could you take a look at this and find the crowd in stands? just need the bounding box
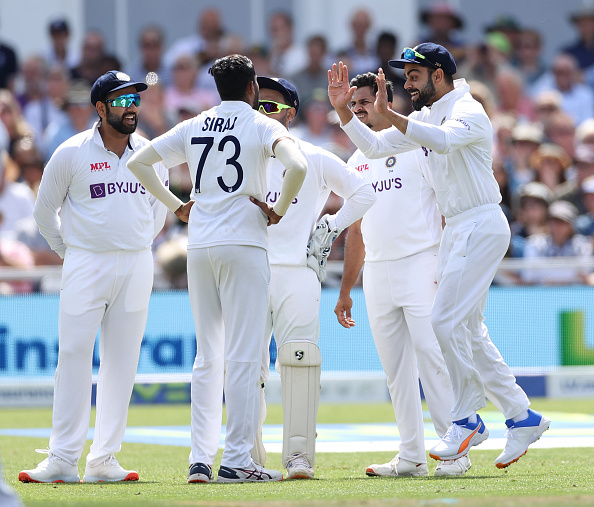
[2,3,594,292]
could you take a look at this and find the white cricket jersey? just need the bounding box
[266,138,367,266]
[342,79,501,219]
[348,149,441,262]
[34,122,169,257]
[151,100,290,250]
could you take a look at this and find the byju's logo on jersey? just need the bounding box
[90,183,106,199]
[90,162,112,172]
[90,181,155,199]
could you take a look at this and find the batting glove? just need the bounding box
[306,214,343,282]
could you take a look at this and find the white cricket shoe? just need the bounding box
[19,451,80,483]
[216,458,283,483]
[434,455,472,477]
[430,414,489,461]
[366,456,429,477]
[495,409,551,469]
[83,455,139,482]
[286,453,314,479]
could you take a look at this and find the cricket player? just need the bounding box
[20,71,169,483]
[335,72,470,477]
[328,43,550,469]
[252,76,375,479]
[127,55,308,483]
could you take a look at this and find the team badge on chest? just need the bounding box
[385,156,396,168]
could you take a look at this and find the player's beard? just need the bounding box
[410,78,436,111]
[251,85,260,110]
[105,104,138,134]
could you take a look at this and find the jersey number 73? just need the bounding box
[191,135,244,193]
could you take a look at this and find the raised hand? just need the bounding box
[327,62,357,111]
[375,68,390,116]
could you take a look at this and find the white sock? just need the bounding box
[512,410,530,423]
[467,413,477,424]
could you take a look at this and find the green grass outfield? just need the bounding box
[1,398,593,507]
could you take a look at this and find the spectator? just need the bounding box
[291,93,333,149]
[246,45,272,77]
[575,118,594,146]
[533,90,563,127]
[21,59,69,142]
[0,150,35,240]
[0,18,19,91]
[529,143,572,196]
[288,35,333,121]
[45,18,79,71]
[485,15,522,60]
[507,122,543,193]
[531,53,594,127]
[164,53,218,125]
[557,143,594,214]
[42,80,94,160]
[11,136,43,194]
[469,80,497,119]
[491,113,517,163]
[494,66,535,123]
[136,82,170,139]
[71,30,107,85]
[543,111,576,159]
[419,2,466,63]
[562,6,594,70]
[511,181,553,245]
[0,90,34,153]
[164,8,225,70]
[16,55,47,110]
[340,9,379,75]
[0,210,34,294]
[268,11,307,77]
[522,200,592,285]
[514,29,547,94]
[376,32,409,113]
[575,175,594,237]
[127,26,171,87]
[461,31,514,98]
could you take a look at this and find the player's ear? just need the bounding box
[287,107,297,123]
[96,102,106,119]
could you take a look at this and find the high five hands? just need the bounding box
[328,62,391,122]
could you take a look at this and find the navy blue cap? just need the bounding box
[257,76,299,114]
[90,70,148,106]
[389,42,457,76]
[49,19,69,34]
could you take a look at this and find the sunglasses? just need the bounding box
[258,100,292,114]
[103,93,141,108]
[402,47,439,69]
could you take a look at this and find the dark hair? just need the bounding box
[209,54,256,101]
[429,67,454,85]
[377,31,397,48]
[350,72,394,103]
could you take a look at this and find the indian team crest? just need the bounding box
[385,156,396,168]
[116,72,131,81]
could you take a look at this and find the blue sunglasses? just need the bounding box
[103,93,141,108]
[402,48,439,69]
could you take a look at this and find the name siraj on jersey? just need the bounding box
[202,116,238,132]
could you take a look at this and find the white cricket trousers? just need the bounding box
[187,245,270,468]
[261,265,321,381]
[50,248,153,466]
[363,248,453,464]
[432,204,530,422]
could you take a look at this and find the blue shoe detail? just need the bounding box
[505,409,543,429]
[454,414,487,435]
